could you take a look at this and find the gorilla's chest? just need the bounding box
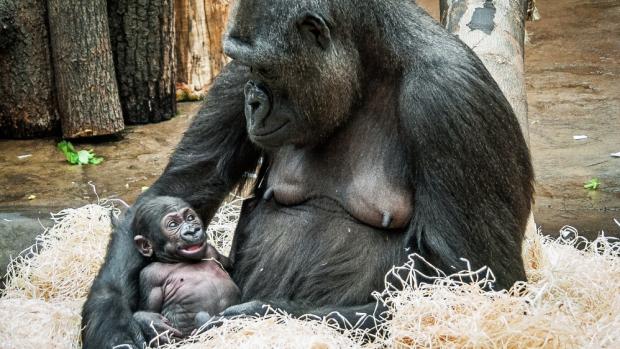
[266,117,413,229]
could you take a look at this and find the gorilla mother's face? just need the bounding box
[223,0,361,149]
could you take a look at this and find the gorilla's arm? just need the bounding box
[146,62,260,222]
[199,300,387,333]
[81,62,260,349]
[398,54,534,290]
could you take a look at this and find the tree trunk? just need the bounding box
[174,0,229,90]
[108,0,176,124]
[440,0,529,141]
[47,0,124,138]
[0,0,57,138]
[440,0,536,237]
[175,0,192,85]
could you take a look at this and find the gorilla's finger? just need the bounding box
[220,300,266,317]
[152,326,181,339]
[163,326,183,338]
[194,315,229,334]
[129,318,147,348]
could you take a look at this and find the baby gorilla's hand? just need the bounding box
[133,311,182,346]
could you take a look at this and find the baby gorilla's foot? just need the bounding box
[194,311,211,328]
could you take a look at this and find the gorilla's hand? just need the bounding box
[221,300,269,317]
[194,301,269,333]
[133,311,182,345]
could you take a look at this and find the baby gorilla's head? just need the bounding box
[132,196,207,262]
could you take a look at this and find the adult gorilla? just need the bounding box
[82,0,534,347]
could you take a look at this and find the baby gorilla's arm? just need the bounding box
[139,263,168,311]
[142,281,164,312]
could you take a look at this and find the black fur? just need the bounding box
[81,1,534,347]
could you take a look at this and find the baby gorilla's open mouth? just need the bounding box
[182,243,203,253]
[178,242,206,257]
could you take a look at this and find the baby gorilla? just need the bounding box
[131,196,240,340]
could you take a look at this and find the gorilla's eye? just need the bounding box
[251,66,276,80]
[167,221,178,229]
[187,214,195,221]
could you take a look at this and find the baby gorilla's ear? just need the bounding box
[134,235,154,257]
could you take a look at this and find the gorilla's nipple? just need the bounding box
[382,212,393,228]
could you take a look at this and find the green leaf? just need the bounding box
[58,141,71,155]
[58,140,80,164]
[67,152,79,165]
[57,141,68,153]
[58,140,76,154]
[89,157,104,165]
[57,140,103,166]
[584,178,601,190]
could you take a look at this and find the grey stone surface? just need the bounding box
[0,207,55,287]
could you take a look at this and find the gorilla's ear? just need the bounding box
[298,13,331,50]
[134,235,154,258]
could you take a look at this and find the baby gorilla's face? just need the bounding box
[160,207,207,261]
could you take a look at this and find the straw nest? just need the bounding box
[1,199,618,349]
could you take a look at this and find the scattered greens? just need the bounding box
[57,140,104,165]
[584,178,601,191]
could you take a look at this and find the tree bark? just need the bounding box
[175,0,192,85]
[0,0,57,138]
[108,0,176,124]
[174,0,229,90]
[440,0,536,237]
[47,0,124,138]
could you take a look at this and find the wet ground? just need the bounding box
[524,0,619,237]
[0,0,619,273]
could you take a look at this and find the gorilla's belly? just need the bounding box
[231,197,408,306]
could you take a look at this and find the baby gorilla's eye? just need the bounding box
[187,214,195,221]
[168,221,178,228]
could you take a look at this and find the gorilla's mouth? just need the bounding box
[183,243,203,252]
[179,242,205,255]
[252,120,289,138]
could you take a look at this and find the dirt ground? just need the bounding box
[0,0,618,270]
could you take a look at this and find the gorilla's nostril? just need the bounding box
[244,80,271,127]
[250,101,261,114]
